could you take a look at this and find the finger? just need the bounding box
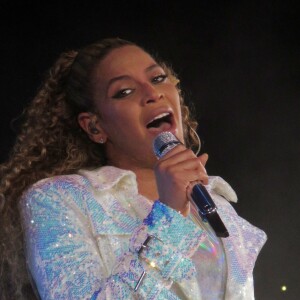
[163,159,209,184]
[158,147,197,167]
[198,153,209,167]
[170,157,206,173]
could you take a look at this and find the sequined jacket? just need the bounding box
[20,166,267,300]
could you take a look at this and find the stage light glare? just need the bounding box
[281,285,287,292]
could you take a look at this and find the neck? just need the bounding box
[134,167,159,201]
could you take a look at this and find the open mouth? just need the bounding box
[146,112,173,132]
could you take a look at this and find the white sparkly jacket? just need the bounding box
[20,166,267,300]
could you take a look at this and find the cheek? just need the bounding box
[170,90,182,115]
[166,84,181,104]
[100,104,137,133]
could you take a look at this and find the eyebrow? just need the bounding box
[145,63,161,72]
[107,63,162,87]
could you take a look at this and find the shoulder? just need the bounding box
[21,174,93,215]
[25,173,91,197]
[21,166,137,210]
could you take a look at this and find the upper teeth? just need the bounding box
[149,112,170,123]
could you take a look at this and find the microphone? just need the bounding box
[153,131,229,238]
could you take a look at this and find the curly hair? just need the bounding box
[0,37,199,299]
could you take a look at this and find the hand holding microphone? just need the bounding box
[153,131,229,238]
[153,136,208,216]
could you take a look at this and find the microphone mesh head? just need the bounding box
[153,131,181,158]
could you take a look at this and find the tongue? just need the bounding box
[148,121,171,133]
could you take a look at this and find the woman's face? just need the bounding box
[93,45,183,169]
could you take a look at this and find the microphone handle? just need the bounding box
[190,183,229,238]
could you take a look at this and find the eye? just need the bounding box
[152,74,168,84]
[112,88,135,99]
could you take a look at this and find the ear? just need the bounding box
[77,112,107,144]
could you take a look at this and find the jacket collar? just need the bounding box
[79,166,238,202]
[78,166,138,192]
[78,166,150,235]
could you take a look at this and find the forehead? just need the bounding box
[95,45,158,79]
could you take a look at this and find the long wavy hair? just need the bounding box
[0,37,199,299]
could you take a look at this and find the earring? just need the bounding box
[98,138,105,144]
[91,128,100,134]
[88,122,100,134]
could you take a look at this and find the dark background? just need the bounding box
[1,0,299,299]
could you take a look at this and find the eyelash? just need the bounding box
[112,74,168,99]
[152,74,168,83]
[112,89,133,99]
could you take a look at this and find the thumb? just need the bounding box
[198,153,209,167]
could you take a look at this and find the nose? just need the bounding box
[141,82,163,105]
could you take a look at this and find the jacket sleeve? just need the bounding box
[20,177,205,300]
